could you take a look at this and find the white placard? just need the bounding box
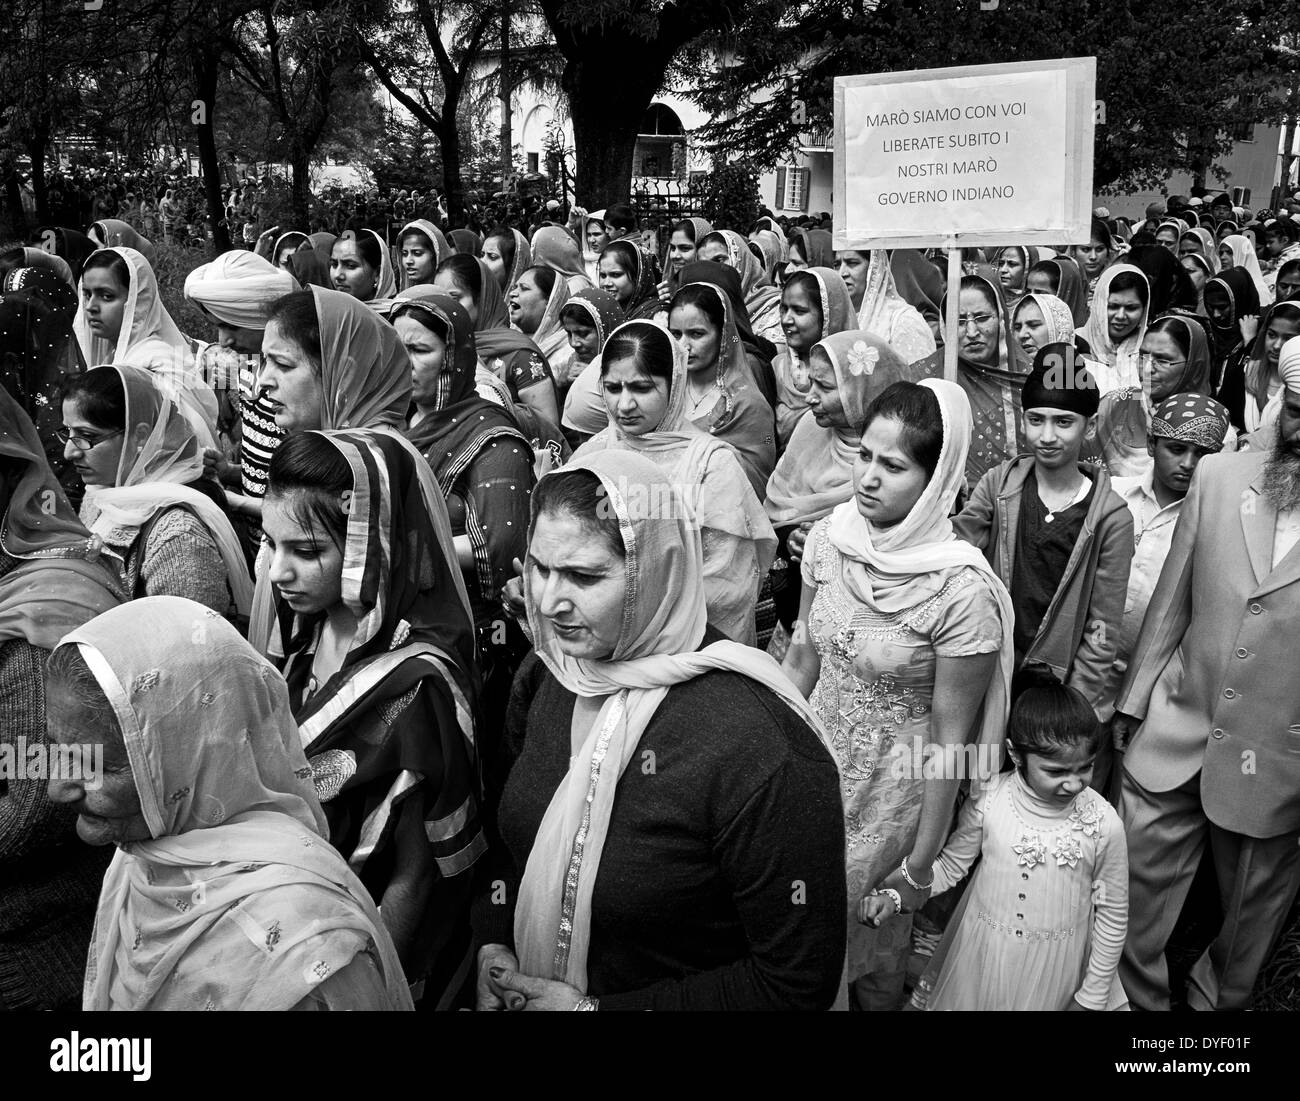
[834,58,1096,250]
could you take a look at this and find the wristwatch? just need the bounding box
[573,995,599,1011]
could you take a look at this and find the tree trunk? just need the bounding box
[565,64,648,206]
[438,106,466,225]
[193,55,231,255]
[26,124,50,226]
[500,6,512,181]
[1,160,28,240]
[290,144,311,229]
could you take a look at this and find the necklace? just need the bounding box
[1040,478,1089,523]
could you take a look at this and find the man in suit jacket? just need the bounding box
[1112,376,1300,1010]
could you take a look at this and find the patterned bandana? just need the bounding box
[1150,393,1231,452]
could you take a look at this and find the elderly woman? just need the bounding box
[45,596,413,1011]
[0,388,123,1011]
[479,451,845,1011]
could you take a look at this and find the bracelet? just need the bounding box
[877,887,904,915]
[573,995,599,1011]
[900,855,933,891]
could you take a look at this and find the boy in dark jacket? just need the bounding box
[953,343,1134,785]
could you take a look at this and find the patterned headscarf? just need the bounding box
[1150,393,1231,452]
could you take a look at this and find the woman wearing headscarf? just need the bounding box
[678,260,779,404]
[750,227,788,283]
[1077,263,1150,392]
[398,218,452,290]
[937,272,1033,492]
[481,227,530,295]
[73,246,218,448]
[655,217,715,308]
[764,331,912,634]
[573,320,775,646]
[449,228,482,257]
[1181,252,1214,313]
[433,254,559,428]
[575,208,609,283]
[780,378,1014,1010]
[558,288,629,439]
[1011,291,1110,390]
[838,249,937,365]
[394,288,533,664]
[890,248,946,341]
[669,276,778,497]
[1073,215,1122,296]
[1094,314,1227,478]
[993,245,1051,310]
[1204,266,1262,430]
[1,265,84,493]
[61,364,251,619]
[258,286,413,436]
[0,246,76,289]
[39,226,97,282]
[258,429,482,1005]
[787,227,834,273]
[308,230,337,268]
[1179,227,1220,273]
[1274,257,1300,302]
[597,239,661,322]
[287,248,331,289]
[1218,233,1271,305]
[1241,300,1300,434]
[330,228,397,309]
[697,229,786,352]
[46,596,413,1011]
[509,265,574,385]
[270,229,312,269]
[1128,244,1200,317]
[479,450,845,1011]
[530,225,592,295]
[0,387,123,1011]
[771,266,857,445]
[88,218,155,263]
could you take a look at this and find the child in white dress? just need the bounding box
[864,668,1128,1010]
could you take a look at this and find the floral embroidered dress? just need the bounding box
[913,771,1128,1011]
[802,519,1004,979]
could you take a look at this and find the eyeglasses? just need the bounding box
[958,314,995,329]
[56,426,123,451]
[1137,354,1186,370]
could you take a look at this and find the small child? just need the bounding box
[863,669,1129,1010]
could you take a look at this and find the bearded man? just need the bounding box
[1110,338,1300,1010]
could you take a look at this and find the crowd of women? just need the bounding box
[1,191,1298,1012]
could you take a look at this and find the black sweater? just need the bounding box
[485,638,847,1010]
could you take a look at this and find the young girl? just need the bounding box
[863,668,1128,1011]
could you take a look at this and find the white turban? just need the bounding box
[1280,335,1300,396]
[183,249,296,330]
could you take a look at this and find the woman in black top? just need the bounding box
[478,450,846,1011]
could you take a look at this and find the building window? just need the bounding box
[527,152,540,173]
[776,165,810,211]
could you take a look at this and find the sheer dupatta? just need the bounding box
[515,449,826,991]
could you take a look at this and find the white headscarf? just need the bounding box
[825,378,1014,775]
[78,365,253,618]
[1077,263,1150,390]
[73,246,218,445]
[63,596,411,1011]
[1221,234,1272,306]
[515,449,827,991]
